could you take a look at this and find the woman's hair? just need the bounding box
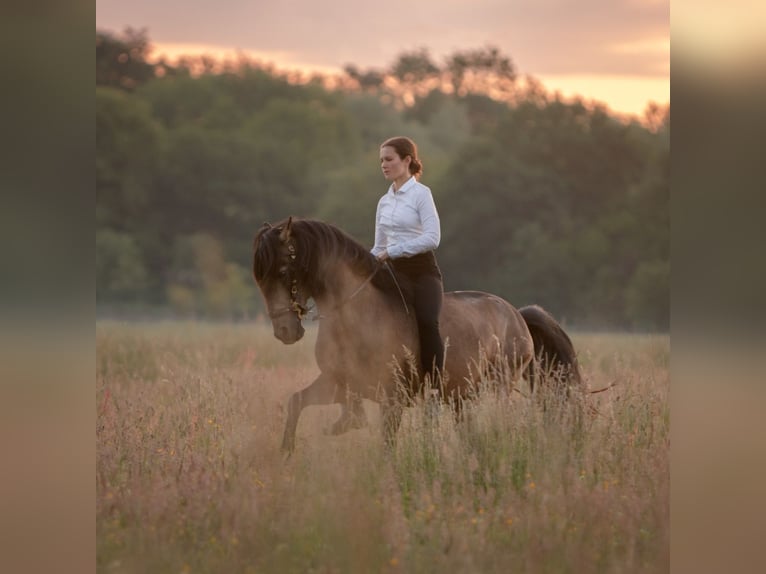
[381,136,423,178]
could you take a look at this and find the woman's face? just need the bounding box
[380,146,410,182]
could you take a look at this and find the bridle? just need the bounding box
[267,241,312,321]
[267,290,311,320]
[266,240,408,322]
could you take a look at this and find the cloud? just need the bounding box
[96,0,668,77]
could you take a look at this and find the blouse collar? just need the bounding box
[389,176,417,195]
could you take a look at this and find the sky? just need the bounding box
[96,0,670,117]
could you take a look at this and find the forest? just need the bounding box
[96,28,669,330]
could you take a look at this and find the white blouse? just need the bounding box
[371,176,441,259]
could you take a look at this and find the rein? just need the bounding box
[310,266,379,321]
[310,260,410,321]
[383,260,410,317]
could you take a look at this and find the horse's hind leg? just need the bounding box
[449,392,464,424]
[330,393,367,435]
[281,372,338,454]
[380,397,404,448]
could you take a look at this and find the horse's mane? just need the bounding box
[253,218,412,305]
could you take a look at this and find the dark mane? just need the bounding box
[253,218,412,303]
[252,226,280,282]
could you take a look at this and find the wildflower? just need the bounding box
[390,557,399,567]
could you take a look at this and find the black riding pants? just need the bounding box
[391,251,445,380]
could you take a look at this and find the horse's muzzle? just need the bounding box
[274,322,305,344]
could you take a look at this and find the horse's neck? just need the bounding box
[314,260,371,312]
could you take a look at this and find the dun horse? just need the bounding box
[253,217,581,453]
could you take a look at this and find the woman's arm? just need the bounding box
[386,186,441,258]
[370,197,387,257]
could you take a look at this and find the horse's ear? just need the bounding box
[262,221,272,230]
[280,216,293,242]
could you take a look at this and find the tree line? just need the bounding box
[97,28,669,329]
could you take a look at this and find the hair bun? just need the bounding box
[410,157,423,178]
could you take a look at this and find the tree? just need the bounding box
[445,46,516,97]
[137,74,239,130]
[343,64,385,92]
[436,97,668,328]
[625,260,669,330]
[165,233,259,318]
[96,87,164,230]
[96,230,148,302]
[96,28,158,91]
[391,48,441,84]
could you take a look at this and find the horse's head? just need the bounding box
[252,217,310,344]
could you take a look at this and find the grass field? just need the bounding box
[96,321,669,573]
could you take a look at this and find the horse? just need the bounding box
[252,217,581,453]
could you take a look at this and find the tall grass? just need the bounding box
[97,322,669,573]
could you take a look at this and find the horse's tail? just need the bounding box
[519,305,582,395]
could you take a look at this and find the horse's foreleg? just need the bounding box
[281,372,337,454]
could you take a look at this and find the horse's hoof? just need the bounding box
[330,414,367,435]
[329,419,348,435]
[281,438,295,458]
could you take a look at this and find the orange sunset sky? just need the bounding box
[96,0,670,118]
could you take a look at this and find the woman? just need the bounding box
[372,136,445,384]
